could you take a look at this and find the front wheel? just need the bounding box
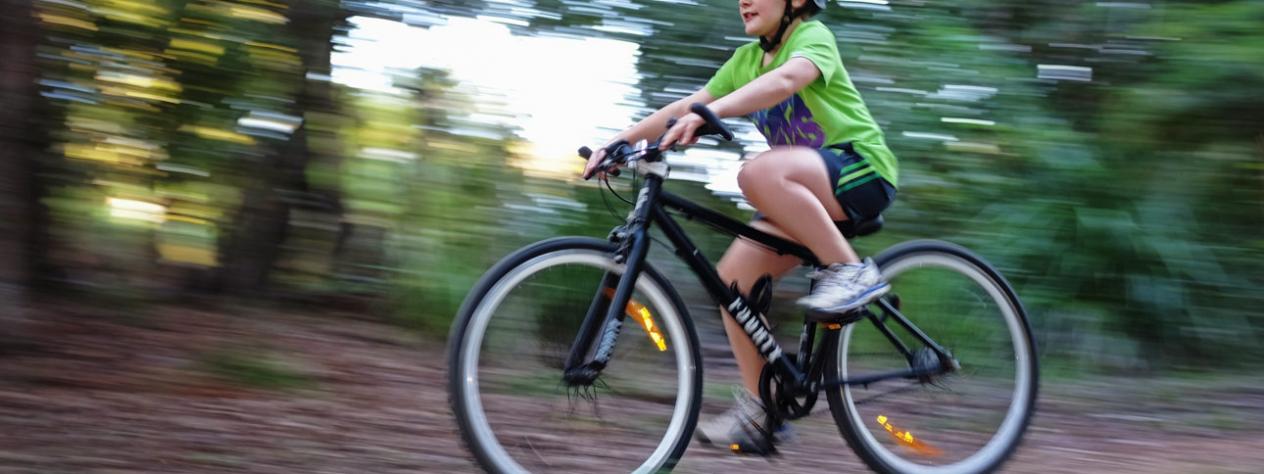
[826,240,1038,473]
[448,237,703,473]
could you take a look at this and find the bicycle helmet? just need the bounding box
[760,0,827,52]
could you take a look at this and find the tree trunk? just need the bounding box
[219,1,347,296]
[0,0,42,346]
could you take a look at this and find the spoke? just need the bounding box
[848,380,925,405]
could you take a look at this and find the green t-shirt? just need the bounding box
[705,20,898,187]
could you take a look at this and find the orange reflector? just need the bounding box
[875,414,942,457]
[605,288,667,352]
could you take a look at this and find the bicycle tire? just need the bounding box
[826,240,1038,474]
[448,237,703,473]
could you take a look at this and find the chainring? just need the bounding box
[758,356,818,421]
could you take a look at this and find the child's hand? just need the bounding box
[659,113,706,151]
[582,146,609,180]
[581,144,621,179]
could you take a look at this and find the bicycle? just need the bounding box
[448,103,1038,473]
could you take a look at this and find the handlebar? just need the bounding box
[580,102,732,179]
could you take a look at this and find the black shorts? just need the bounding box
[753,142,896,225]
[820,142,896,222]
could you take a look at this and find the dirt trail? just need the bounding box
[1,304,1261,473]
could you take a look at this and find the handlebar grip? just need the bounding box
[579,142,626,180]
[689,103,734,141]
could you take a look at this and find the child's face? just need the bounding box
[739,0,797,38]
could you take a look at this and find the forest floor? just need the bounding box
[1,302,1262,473]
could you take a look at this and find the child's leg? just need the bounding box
[737,147,858,266]
[716,220,800,396]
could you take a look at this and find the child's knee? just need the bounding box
[737,158,779,194]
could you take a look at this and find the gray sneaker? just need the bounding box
[797,258,890,315]
[695,387,795,453]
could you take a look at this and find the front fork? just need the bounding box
[562,178,661,386]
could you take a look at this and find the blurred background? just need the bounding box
[0,0,1261,472]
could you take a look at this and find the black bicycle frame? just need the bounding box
[562,171,950,390]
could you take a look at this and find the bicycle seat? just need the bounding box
[836,214,883,239]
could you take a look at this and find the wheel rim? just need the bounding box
[457,249,696,473]
[839,252,1034,473]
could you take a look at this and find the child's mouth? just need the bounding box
[742,12,757,23]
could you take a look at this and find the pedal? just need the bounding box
[805,307,866,325]
[729,439,777,457]
[728,428,779,457]
[727,416,786,457]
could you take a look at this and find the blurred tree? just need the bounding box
[34,0,190,295]
[0,0,40,340]
[217,0,351,295]
[1093,1,1264,363]
[0,0,39,285]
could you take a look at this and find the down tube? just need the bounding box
[650,205,801,380]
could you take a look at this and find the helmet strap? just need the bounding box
[759,0,799,53]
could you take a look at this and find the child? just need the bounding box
[582,0,899,451]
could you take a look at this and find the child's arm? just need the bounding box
[709,58,821,118]
[583,88,715,179]
[612,88,716,145]
[659,58,821,149]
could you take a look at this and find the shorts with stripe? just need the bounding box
[820,142,896,223]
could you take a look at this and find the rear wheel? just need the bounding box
[826,240,1038,473]
[448,237,702,473]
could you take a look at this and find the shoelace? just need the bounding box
[808,264,868,293]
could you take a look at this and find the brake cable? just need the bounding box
[596,146,679,250]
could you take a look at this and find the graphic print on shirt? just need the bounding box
[750,94,825,148]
